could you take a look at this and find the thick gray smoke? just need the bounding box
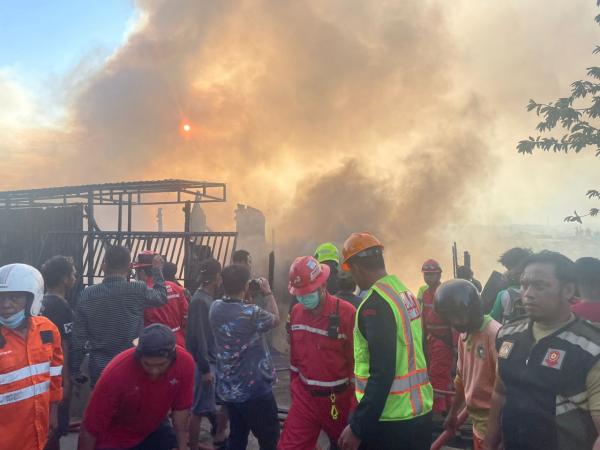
[1,0,495,286]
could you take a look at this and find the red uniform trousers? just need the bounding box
[427,335,454,414]
[473,435,484,450]
[278,377,355,450]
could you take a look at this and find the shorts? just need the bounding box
[193,365,217,416]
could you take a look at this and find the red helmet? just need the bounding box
[288,256,330,296]
[421,259,442,273]
[132,250,158,269]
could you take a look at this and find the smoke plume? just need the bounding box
[2,0,498,286]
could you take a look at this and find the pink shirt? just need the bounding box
[456,316,501,438]
[571,300,600,323]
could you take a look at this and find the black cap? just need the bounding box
[199,258,222,281]
[136,324,176,357]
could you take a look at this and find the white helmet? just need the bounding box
[0,264,44,316]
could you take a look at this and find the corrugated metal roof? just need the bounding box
[0,179,227,207]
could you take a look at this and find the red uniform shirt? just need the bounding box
[422,285,453,340]
[571,301,600,322]
[82,346,194,448]
[289,293,356,390]
[144,280,188,346]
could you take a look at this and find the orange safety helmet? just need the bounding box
[341,232,384,271]
[421,259,442,273]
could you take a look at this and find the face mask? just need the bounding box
[0,310,26,329]
[297,291,321,310]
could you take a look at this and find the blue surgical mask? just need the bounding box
[0,310,26,329]
[297,291,321,310]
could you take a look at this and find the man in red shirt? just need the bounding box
[279,256,356,450]
[78,324,195,450]
[571,257,600,322]
[417,259,455,414]
[134,251,189,347]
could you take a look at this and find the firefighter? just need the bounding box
[0,263,64,450]
[133,250,189,347]
[279,256,356,450]
[418,258,455,414]
[315,242,341,295]
[338,232,433,450]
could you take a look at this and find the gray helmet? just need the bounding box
[434,279,482,333]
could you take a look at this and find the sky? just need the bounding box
[0,1,135,80]
[1,0,599,283]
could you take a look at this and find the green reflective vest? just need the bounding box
[354,274,433,421]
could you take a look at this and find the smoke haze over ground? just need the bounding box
[1,0,600,287]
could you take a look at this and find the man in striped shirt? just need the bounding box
[70,245,168,385]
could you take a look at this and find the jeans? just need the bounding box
[225,392,280,450]
[98,420,178,450]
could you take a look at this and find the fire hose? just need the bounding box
[430,407,469,450]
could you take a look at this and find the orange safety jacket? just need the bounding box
[0,316,63,450]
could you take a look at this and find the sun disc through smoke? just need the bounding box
[183,123,191,132]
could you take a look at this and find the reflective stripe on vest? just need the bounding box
[426,324,451,330]
[557,331,600,356]
[354,275,432,421]
[290,365,349,387]
[0,361,50,385]
[290,324,347,340]
[0,380,50,406]
[375,281,424,414]
[356,369,429,395]
[556,392,588,416]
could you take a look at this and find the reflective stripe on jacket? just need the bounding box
[420,285,453,341]
[0,316,63,450]
[144,280,189,346]
[289,293,356,391]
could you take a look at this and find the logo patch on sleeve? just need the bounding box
[40,330,53,344]
[498,341,514,359]
[542,348,566,370]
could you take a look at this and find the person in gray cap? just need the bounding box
[78,324,195,450]
[187,258,229,450]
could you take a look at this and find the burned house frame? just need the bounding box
[0,179,237,292]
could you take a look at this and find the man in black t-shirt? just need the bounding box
[41,255,77,450]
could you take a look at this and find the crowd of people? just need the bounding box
[2,232,600,450]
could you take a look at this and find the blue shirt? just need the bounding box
[209,298,276,402]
